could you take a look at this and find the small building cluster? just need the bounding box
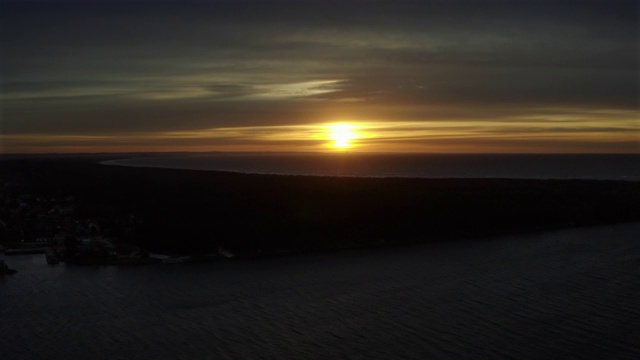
[0,176,153,265]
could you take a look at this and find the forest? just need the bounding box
[2,156,639,257]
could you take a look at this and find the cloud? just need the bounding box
[0,0,638,153]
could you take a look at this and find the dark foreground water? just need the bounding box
[2,223,640,359]
[103,153,640,180]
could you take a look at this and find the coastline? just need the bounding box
[2,156,640,257]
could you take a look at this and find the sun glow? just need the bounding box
[327,123,358,149]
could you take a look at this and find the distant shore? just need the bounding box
[100,152,640,180]
[2,156,640,257]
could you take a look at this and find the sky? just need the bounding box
[0,0,638,154]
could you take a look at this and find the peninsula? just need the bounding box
[2,156,639,258]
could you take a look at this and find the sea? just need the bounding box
[2,222,639,359]
[102,153,640,180]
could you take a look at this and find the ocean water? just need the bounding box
[1,222,639,359]
[103,153,640,180]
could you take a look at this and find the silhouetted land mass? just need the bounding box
[0,259,17,275]
[2,157,639,257]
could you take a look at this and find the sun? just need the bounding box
[327,123,357,149]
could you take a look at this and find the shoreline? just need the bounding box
[3,221,640,267]
[2,157,639,256]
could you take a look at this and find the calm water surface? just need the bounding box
[2,223,639,359]
[103,154,640,180]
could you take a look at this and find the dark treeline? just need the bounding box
[2,157,640,256]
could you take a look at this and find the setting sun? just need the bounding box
[328,123,358,149]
